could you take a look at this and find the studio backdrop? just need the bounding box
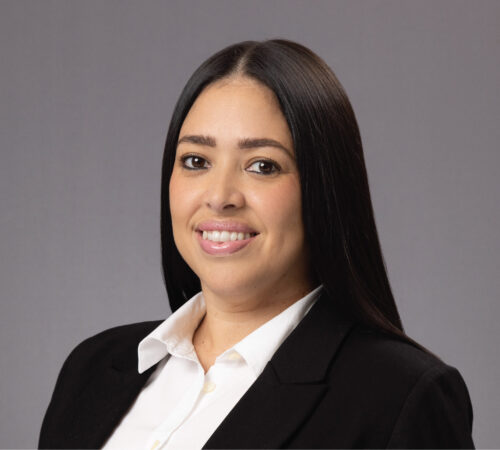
[1,1,499,448]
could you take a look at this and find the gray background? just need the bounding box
[1,0,498,448]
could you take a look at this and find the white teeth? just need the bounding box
[201,230,255,242]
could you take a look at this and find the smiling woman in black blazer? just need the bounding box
[39,39,474,449]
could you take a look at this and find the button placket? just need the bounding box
[144,363,205,450]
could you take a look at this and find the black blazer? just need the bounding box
[39,292,474,449]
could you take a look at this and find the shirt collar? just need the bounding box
[138,292,206,373]
[138,286,323,375]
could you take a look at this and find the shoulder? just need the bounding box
[39,321,163,448]
[67,320,162,358]
[335,324,471,406]
[62,320,162,368]
[340,325,445,379]
[48,320,162,400]
[324,325,474,447]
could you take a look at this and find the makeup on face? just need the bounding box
[195,220,259,255]
[169,77,312,299]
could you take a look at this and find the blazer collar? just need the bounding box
[271,288,354,383]
[64,291,354,449]
[203,290,356,449]
[61,321,162,449]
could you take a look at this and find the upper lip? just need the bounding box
[196,220,258,234]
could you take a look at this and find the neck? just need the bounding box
[192,282,314,363]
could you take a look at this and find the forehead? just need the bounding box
[179,77,292,147]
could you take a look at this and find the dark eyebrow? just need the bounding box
[238,137,293,158]
[177,134,293,158]
[177,134,216,147]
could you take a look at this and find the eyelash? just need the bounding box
[180,154,210,170]
[179,154,282,175]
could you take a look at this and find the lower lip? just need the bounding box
[196,231,258,256]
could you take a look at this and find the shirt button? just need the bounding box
[203,381,216,393]
[227,351,242,361]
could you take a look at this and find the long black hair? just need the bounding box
[161,39,418,346]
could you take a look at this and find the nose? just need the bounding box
[203,166,245,213]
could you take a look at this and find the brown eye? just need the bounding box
[182,155,209,170]
[246,160,281,175]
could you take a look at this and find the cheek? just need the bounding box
[169,171,204,266]
[250,176,303,235]
[169,171,200,239]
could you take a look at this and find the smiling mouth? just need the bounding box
[199,230,259,242]
[195,229,260,256]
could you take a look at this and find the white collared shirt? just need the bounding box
[102,286,322,450]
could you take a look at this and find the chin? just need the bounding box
[199,270,269,299]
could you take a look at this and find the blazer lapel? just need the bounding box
[68,365,157,448]
[60,326,161,449]
[203,291,355,449]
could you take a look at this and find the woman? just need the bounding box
[39,39,474,449]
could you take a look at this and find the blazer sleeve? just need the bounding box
[386,363,474,449]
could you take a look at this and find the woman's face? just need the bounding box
[169,77,312,304]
